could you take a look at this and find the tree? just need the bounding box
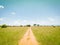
[26,25,31,27]
[1,24,7,28]
[37,24,40,26]
[20,25,23,27]
[52,25,55,28]
[33,24,36,26]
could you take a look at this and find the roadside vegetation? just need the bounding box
[32,26,60,45]
[0,27,28,45]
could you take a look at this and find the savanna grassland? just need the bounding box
[0,27,28,45]
[32,26,60,45]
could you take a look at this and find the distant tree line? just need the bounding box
[0,24,60,28]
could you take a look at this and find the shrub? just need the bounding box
[1,24,7,28]
[26,25,31,27]
[52,25,56,28]
[33,24,36,26]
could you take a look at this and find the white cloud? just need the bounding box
[48,17,55,22]
[0,5,4,9]
[11,12,16,15]
[23,20,28,22]
[12,20,34,25]
[13,20,21,25]
[0,18,58,26]
[0,18,3,21]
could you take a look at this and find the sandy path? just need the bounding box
[18,27,38,45]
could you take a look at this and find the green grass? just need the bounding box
[32,26,60,45]
[0,27,28,45]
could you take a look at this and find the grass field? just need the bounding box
[32,26,60,45]
[0,27,28,45]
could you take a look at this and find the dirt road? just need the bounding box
[18,27,38,45]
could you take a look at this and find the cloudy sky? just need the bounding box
[0,0,60,25]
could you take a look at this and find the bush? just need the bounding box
[20,25,23,27]
[26,25,31,27]
[52,25,56,28]
[33,24,36,26]
[1,24,7,28]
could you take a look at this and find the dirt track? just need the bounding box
[18,27,38,45]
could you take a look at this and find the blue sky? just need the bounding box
[0,0,60,25]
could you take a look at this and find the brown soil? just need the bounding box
[18,27,38,45]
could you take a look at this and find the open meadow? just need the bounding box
[32,26,60,45]
[0,26,60,45]
[0,27,28,45]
